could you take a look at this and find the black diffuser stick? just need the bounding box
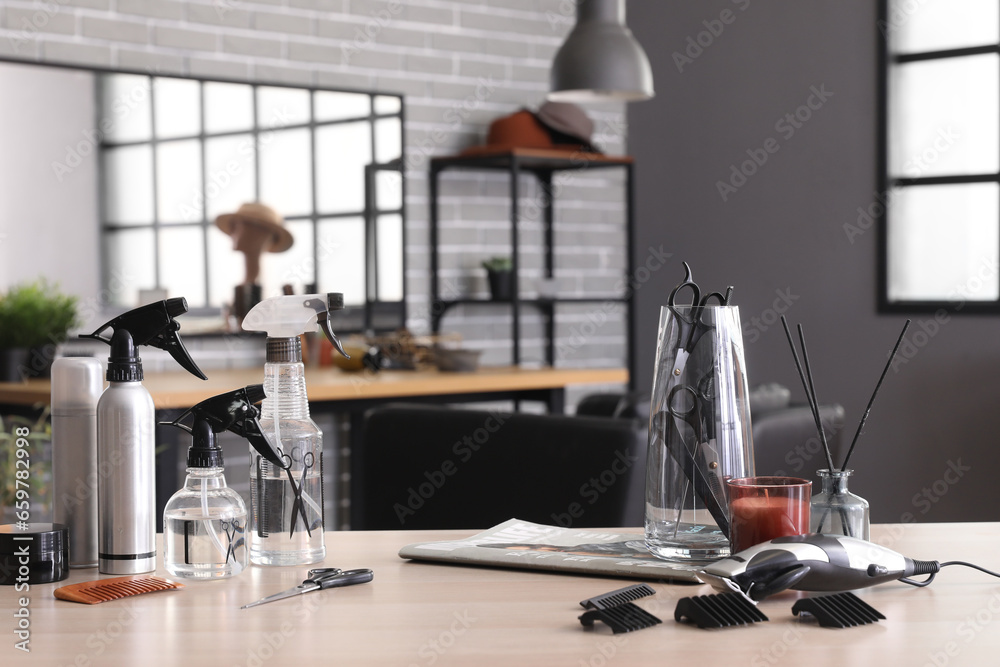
[780,317,836,472]
[797,324,835,472]
[840,319,911,471]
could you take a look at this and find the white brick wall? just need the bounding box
[0,0,630,376]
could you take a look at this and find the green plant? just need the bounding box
[0,409,52,514]
[0,279,79,349]
[482,256,513,273]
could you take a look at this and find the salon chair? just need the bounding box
[576,384,845,477]
[352,404,646,530]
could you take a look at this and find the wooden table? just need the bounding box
[0,366,628,528]
[5,522,1000,666]
[0,365,629,412]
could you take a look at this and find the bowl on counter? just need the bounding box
[432,347,482,372]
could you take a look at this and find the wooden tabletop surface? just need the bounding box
[0,365,629,410]
[5,522,1000,666]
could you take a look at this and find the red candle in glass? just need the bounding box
[727,477,811,554]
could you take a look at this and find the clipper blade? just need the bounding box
[674,593,768,629]
[579,603,662,634]
[791,592,885,628]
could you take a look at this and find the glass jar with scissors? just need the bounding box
[644,262,755,561]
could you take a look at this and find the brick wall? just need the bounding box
[0,0,630,382]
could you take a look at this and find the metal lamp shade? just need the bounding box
[549,0,654,103]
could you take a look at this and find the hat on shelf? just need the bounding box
[215,202,294,253]
[461,101,600,156]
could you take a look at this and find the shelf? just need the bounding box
[432,149,633,173]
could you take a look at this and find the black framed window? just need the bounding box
[98,73,405,330]
[879,0,1000,312]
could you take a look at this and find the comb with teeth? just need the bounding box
[580,584,657,611]
[54,576,184,604]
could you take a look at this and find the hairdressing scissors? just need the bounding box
[667,262,731,356]
[241,568,374,609]
[656,383,730,536]
[284,448,316,538]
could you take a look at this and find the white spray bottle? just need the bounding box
[242,293,347,566]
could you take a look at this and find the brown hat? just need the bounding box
[215,202,294,253]
[461,103,599,157]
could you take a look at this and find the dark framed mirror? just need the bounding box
[1,58,405,332]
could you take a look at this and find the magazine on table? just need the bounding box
[398,519,705,583]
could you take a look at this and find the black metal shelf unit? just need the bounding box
[429,149,636,389]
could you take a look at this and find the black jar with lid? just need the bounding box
[0,523,70,585]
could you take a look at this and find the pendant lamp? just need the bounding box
[548,0,654,102]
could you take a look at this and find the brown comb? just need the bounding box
[54,576,184,604]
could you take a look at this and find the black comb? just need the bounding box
[792,592,885,628]
[674,593,769,629]
[579,603,662,634]
[580,584,656,610]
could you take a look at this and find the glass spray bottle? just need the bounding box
[242,294,348,566]
[161,385,284,579]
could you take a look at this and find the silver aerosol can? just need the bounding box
[81,299,207,574]
[51,356,104,568]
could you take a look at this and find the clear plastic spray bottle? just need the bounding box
[242,293,348,566]
[161,385,285,579]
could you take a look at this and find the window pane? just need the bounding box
[315,91,370,121]
[373,95,401,115]
[101,74,152,142]
[105,228,155,306]
[103,145,153,225]
[204,134,257,220]
[259,128,312,216]
[889,0,999,54]
[207,226,245,308]
[159,227,207,307]
[374,117,402,162]
[154,78,201,139]
[157,140,203,223]
[317,217,365,306]
[316,122,371,213]
[257,86,310,128]
[204,82,254,134]
[261,220,314,298]
[889,55,999,177]
[376,214,403,302]
[375,170,403,210]
[888,184,999,301]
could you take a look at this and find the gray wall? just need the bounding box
[630,1,998,523]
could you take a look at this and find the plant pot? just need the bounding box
[0,348,29,382]
[486,269,514,301]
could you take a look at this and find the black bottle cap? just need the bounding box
[187,418,224,468]
[106,329,143,382]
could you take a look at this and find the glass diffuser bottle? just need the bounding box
[810,468,869,540]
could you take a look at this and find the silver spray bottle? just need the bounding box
[51,356,104,568]
[81,299,207,574]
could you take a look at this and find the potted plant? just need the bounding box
[482,256,514,301]
[0,279,80,382]
[0,410,52,523]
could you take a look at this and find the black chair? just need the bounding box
[353,404,647,530]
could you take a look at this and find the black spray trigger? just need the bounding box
[81,298,207,380]
[302,294,349,359]
[162,385,284,467]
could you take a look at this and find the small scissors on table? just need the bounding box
[241,568,374,609]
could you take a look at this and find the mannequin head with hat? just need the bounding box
[215,202,293,286]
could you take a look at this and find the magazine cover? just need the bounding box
[398,519,705,582]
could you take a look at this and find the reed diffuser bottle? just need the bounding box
[810,469,869,540]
